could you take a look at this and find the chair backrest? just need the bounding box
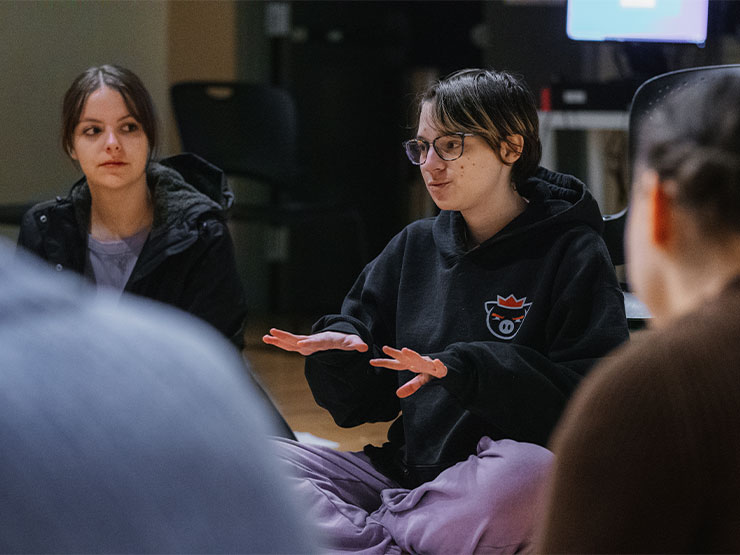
[170,82,300,189]
[604,64,740,267]
[628,64,740,175]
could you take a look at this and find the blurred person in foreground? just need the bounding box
[535,75,740,552]
[0,239,315,553]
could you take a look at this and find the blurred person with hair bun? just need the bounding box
[536,74,740,553]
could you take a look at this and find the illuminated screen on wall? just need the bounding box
[567,0,708,44]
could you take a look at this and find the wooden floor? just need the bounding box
[243,317,388,452]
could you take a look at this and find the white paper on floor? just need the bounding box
[294,431,340,448]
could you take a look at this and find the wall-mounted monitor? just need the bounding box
[566,0,708,44]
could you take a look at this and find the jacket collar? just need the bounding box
[65,154,229,281]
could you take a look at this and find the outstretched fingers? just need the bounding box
[396,374,434,398]
[263,329,368,356]
[370,346,446,375]
[369,345,447,397]
[262,328,307,352]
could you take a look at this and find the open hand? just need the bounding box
[369,346,447,398]
[262,328,368,356]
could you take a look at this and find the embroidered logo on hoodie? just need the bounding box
[485,295,532,340]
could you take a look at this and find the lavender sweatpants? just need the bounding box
[272,436,553,554]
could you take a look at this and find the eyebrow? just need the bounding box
[78,114,135,124]
[415,126,446,141]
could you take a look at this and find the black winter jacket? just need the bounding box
[306,167,629,488]
[17,153,247,346]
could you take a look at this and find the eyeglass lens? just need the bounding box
[404,134,465,165]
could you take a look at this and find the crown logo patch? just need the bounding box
[485,294,532,340]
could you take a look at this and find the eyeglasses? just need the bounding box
[402,133,474,165]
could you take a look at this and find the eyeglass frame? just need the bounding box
[402,132,475,165]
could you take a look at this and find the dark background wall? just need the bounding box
[259,2,488,315]
[276,1,485,254]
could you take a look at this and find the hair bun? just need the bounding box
[676,146,740,233]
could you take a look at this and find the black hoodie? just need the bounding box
[306,167,629,488]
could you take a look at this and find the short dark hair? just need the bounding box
[638,75,740,236]
[418,68,542,185]
[61,65,159,161]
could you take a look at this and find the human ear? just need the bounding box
[650,181,673,247]
[69,148,78,161]
[500,134,523,164]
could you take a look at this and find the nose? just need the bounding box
[104,129,121,151]
[421,145,445,170]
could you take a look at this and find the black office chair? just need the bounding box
[628,64,740,172]
[602,207,627,268]
[602,206,650,330]
[0,202,35,226]
[170,81,369,313]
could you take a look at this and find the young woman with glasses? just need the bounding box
[536,74,740,552]
[17,65,247,346]
[264,68,628,552]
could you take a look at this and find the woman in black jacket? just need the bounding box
[17,64,246,346]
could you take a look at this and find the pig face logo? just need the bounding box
[485,295,532,340]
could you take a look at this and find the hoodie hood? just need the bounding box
[517,166,603,232]
[433,166,604,258]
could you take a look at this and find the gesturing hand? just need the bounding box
[262,328,369,356]
[369,346,447,398]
